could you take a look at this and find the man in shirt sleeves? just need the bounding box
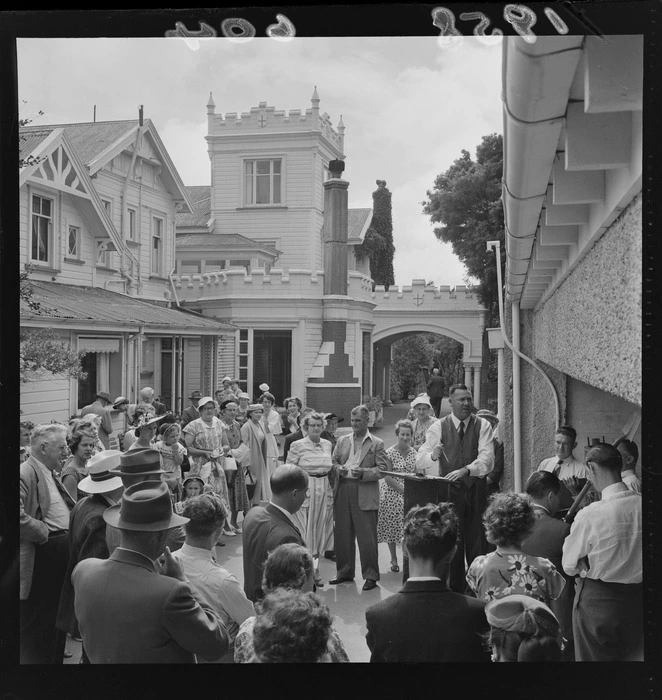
[562,443,643,662]
[416,384,494,593]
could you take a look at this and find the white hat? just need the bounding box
[410,393,433,409]
[197,396,216,409]
[78,450,124,494]
[258,383,270,392]
[221,376,232,384]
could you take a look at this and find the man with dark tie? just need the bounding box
[416,384,494,593]
[241,465,308,602]
[20,424,76,664]
[537,425,593,514]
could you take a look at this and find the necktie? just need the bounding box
[553,460,563,476]
[458,421,465,442]
[54,473,75,509]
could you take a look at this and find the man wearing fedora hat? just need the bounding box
[181,390,203,428]
[56,450,124,660]
[106,448,185,555]
[79,391,114,449]
[72,482,230,663]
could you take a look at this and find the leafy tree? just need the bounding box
[390,333,464,401]
[356,180,395,289]
[422,133,505,325]
[20,266,87,383]
[19,102,44,168]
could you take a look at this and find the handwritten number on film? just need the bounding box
[432,4,570,47]
[166,14,296,41]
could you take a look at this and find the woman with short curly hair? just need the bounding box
[466,492,566,606]
[252,589,333,663]
[234,543,349,663]
[61,427,97,501]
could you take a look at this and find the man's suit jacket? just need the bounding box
[330,433,387,510]
[152,400,167,416]
[56,494,112,637]
[180,405,199,428]
[19,457,76,599]
[365,579,490,662]
[72,547,229,663]
[241,503,304,602]
[521,507,571,573]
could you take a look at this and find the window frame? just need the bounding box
[127,207,137,241]
[151,214,164,276]
[67,224,81,259]
[29,192,55,266]
[241,155,286,207]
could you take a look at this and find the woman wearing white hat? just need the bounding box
[55,450,124,661]
[409,394,437,451]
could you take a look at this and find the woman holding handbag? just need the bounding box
[183,396,234,536]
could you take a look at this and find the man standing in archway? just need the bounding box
[426,368,445,418]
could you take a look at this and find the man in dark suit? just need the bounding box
[181,390,202,428]
[416,384,494,593]
[426,368,445,418]
[365,502,489,662]
[79,391,114,449]
[521,470,574,660]
[72,481,229,663]
[242,465,308,602]
[56,450,124,661]
[20,424,76,664]
[329,404,388,592]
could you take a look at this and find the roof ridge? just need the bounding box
[22,119,141,130]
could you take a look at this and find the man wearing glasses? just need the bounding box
[20,424,76,664]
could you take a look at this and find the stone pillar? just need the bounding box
[323,160,348,296]
[307,159,362,420]
[473,366,482,408]
[464,366,472,390]
[384,359,391,403]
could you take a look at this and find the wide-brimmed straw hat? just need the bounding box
[485,594,559,630]
[103,481,188,532]
[109,447,164,476]
[78,450,124,494]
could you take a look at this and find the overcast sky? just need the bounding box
[18,36,503,287]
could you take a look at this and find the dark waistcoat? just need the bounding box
[440,415,480,489]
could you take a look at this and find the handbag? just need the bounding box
[223,456,237,472]
[244,466,256,500]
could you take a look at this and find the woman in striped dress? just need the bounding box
[286,412,334,587]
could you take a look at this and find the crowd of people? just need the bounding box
[19,376,642,663]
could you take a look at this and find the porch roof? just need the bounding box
[21,281,237,336]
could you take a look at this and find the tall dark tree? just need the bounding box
[357,180,395,290]
[422,133,505,325]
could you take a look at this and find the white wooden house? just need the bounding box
[20,115,236,426]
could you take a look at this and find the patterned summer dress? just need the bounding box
[183,417,230,513]
[220,418,250,513]
[466,549,566,605]
[377,445,416,544]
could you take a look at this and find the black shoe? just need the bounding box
[328,576,354,585]
[324,550,336,561]
[362,579,378,591]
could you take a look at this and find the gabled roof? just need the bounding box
[176,186,211,227]
[176,232,280,256]
[19,128,54,161]
[348,208,373,243]
[21,281,236,335]
[20,119,193,214]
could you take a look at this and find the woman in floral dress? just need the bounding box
[183,397,232,526]
[409,395,437,451]
[377,419,417,573]
[466,492,565,605]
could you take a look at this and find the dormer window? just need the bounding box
[244,158,282,205]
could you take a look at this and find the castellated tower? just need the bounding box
[205,87,345,272]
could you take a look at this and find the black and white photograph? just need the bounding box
[4,2,657,693]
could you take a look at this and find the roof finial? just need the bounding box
[312,85,320,103]
[207,92,215,110]
[338,114,345,130]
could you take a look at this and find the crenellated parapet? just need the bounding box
[371,279,480,308]
[207,91,344,152]
[172,268,372,301]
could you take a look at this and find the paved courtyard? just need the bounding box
[65,399,451,664]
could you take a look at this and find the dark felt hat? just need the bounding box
[103,481,188,532]
[109,447,164,476]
